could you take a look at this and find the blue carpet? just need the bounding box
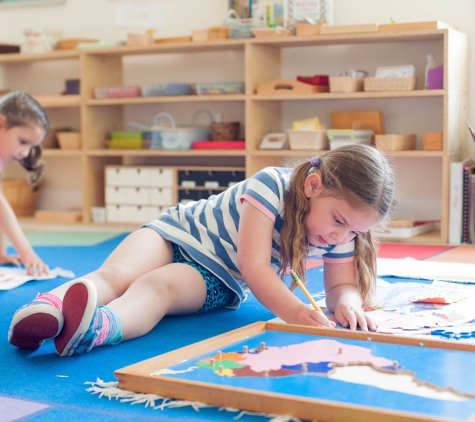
[1,234,326,421]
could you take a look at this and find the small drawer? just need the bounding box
[106,186,149,205]
[149,187,173,205]
[105,186,127,204]
[106,204,129,223]
[150,168,174,187]
[125,205,151,223]
[105,166,151,187]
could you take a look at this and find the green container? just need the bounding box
[111,131,143,140]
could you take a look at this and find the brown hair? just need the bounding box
[0,91,49,183]
[279,144,394,308]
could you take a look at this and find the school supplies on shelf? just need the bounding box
[327,129,373,150]
[292,116,323,131]
[94,86,141,99]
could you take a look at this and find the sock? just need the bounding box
[35,293,63,311]
[93,306,123,347]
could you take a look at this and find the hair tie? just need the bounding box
[309,156,320,167]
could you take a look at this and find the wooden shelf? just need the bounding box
[42,148,83,157]
[86,149,246,157]
[0,50,79,63]
[86,95,246,106]
[0,28,466,241]
[36,95,80,108]
[379,229,443,244]
[251,90,445,101]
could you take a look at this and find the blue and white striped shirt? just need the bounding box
[145,167,354,308]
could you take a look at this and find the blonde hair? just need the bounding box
[0,91,49,182]
[279,144,394,308]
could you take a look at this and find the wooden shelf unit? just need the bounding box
[0,29,467,243]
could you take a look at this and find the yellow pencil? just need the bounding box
[290,269,330,325]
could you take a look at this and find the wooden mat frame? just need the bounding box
[115,322,475,422]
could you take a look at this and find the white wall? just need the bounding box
[0,0,473,158]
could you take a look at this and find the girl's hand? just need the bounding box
[0,253,22,267]
[334,302,377,332]
[289,303,336,329]
[19,250,50,276]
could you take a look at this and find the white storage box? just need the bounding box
[106,167,151,187]
[106,186,149,205]
[149,187,173,206]
[287,130,328,150]
[106,204,130,223]
[149,168,174,187]
[327,129,373,150]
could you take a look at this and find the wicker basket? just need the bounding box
[208,26,229,40]
[287,130,328,150]
[364,77,417,92]
[211,122,240,140]
[329,76,364,93]
[3,178,42,216]
[57,131,81,149]
[375,134,417,151]
[251,27,292,38]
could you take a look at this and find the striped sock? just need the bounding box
[93,306,123,347]
[35,293,63,311]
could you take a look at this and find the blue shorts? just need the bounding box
[171,243,235,313]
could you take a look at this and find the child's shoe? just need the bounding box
[8,293,63,350]
[54,279,100,357]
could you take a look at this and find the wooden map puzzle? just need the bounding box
[115,322,475,421]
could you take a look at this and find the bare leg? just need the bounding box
[50,227,174,305]
[106,262,208,340]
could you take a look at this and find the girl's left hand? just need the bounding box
[334,303,377,332]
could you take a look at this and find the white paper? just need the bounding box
[114,3,165,29]
[377,258,475,283]
[0,267,75,290]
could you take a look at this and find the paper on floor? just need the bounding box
[0,267,75,290]
[377,258,475,283]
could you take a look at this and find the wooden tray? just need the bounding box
[332,111,384,135]
[116,321,475,422]
[256,79,322,95]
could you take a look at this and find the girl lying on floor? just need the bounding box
[8,144,394,356]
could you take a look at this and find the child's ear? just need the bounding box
[0,115,7,130]
[303,172,323,198]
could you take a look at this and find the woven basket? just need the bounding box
[251,27,292,38]
[3,178,42,216]
[375,134,417,151]
[364,77,417,92]
[208,26,229,40]
[211,122,240,140]
[57,131,81,149]
[329,77,364,93]
[287,130,329,150]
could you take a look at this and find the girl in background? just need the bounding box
[9,144,394,356]
[0,91,49,276]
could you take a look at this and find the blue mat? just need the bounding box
[1,234,326,421]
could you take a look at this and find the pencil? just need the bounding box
[289,269,324,315]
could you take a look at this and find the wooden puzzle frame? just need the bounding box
[115,322,475,422]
